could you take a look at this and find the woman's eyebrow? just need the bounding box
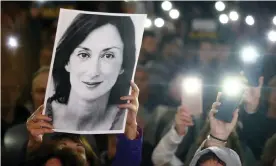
[102,46,121,51]
[77,46,91,51]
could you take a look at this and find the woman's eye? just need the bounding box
[102,52,115,59]
[77,52,90,59]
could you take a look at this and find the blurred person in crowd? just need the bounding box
[138,31,157,65]
[39,44,53,67]
[260,133,276,166]
[152,93,242,166]
[1,67,49,143]
[24,142,86,166]
[239,75,276,160]
[25,81,142,166]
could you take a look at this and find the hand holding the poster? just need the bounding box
[119,81,140,140]
[26,105,54,151]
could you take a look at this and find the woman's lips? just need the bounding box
[82,81,103,88]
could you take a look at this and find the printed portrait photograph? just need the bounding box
[43,9,146,134]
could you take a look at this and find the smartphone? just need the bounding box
[181,78,203,117]
[215,92,243,123]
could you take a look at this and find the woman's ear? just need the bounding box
[119,69,124,75]
[65,63,70,72]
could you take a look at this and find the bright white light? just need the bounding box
[154,18,164,28]
[268,30,276,42]
[7,36,18,48]
[273,16,276,26]
[144,18,152,28]
[169,9,180,19]
[240,46,259,64]
[182,77,202,95]
[245,15,254,26]
[161,1,172,11]
[215,1,225,12]
[222,77,244,97]
[229,11,239,21]
[219,14,229,24]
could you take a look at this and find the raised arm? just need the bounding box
[152,106,194,166]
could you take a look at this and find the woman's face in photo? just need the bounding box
[65,23,124,101]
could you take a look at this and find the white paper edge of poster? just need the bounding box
[43,8,147,134]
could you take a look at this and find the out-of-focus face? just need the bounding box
[142,36,157,54]
[45,158,62,166]
[32,71,49,110]
[163,38,183,58]
[65,24,124,101]
[57,139,86,162]
[200,159,224,166]
[134,69,149,95]
[199,42,214,63]
[40,47,52,67]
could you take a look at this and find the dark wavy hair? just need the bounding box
[50,13,136,105]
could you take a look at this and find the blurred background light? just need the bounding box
[219,14,229,24]
[229,11,239,21]
[7,36,18,49]
[144,18,152,28]
[215,1,226,12]
[161,1,172,11]
[154,18,164,28]
[240,46,259,64]
[169,9,180,19]
[245,15,255,26]
[268,30,276,42]
[273,16,276,25]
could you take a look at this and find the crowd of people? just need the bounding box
[2,2,276,166]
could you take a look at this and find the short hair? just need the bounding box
[32,66,50,83]
[159,34,179,50]
[143,31,156,39]
[50,13,136,105]
[24,142,86,166]
[196,151,226,166]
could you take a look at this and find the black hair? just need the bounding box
[24,142,86,166]
[196,151,226,166]
[50,13,136,105]
[159,34,179,50]
[143,31,156,39]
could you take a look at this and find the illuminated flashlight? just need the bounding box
[7,36,18,49]
[182,77,202,95]
[222,76,245,97]
[240,46,259,64]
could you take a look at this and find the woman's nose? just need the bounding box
[83,58,100,77]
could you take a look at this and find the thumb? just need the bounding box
[230,109,239,127]
[209,108,218,120]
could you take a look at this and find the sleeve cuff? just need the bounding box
[168,124,185,144]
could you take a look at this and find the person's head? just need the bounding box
[267,75,276,109]
[141,31,157,54]
[261,134,276,166]
[39,44,53,67]
[51,14,135,104]
[196,152,226,166]
[32,67,50,110]
[134,66,149,101]
[51,133,99,166]
[159,34,183,58]
[199,41,215,63]
[25,142,86,166]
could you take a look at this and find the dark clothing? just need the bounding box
[239,110,276,160]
